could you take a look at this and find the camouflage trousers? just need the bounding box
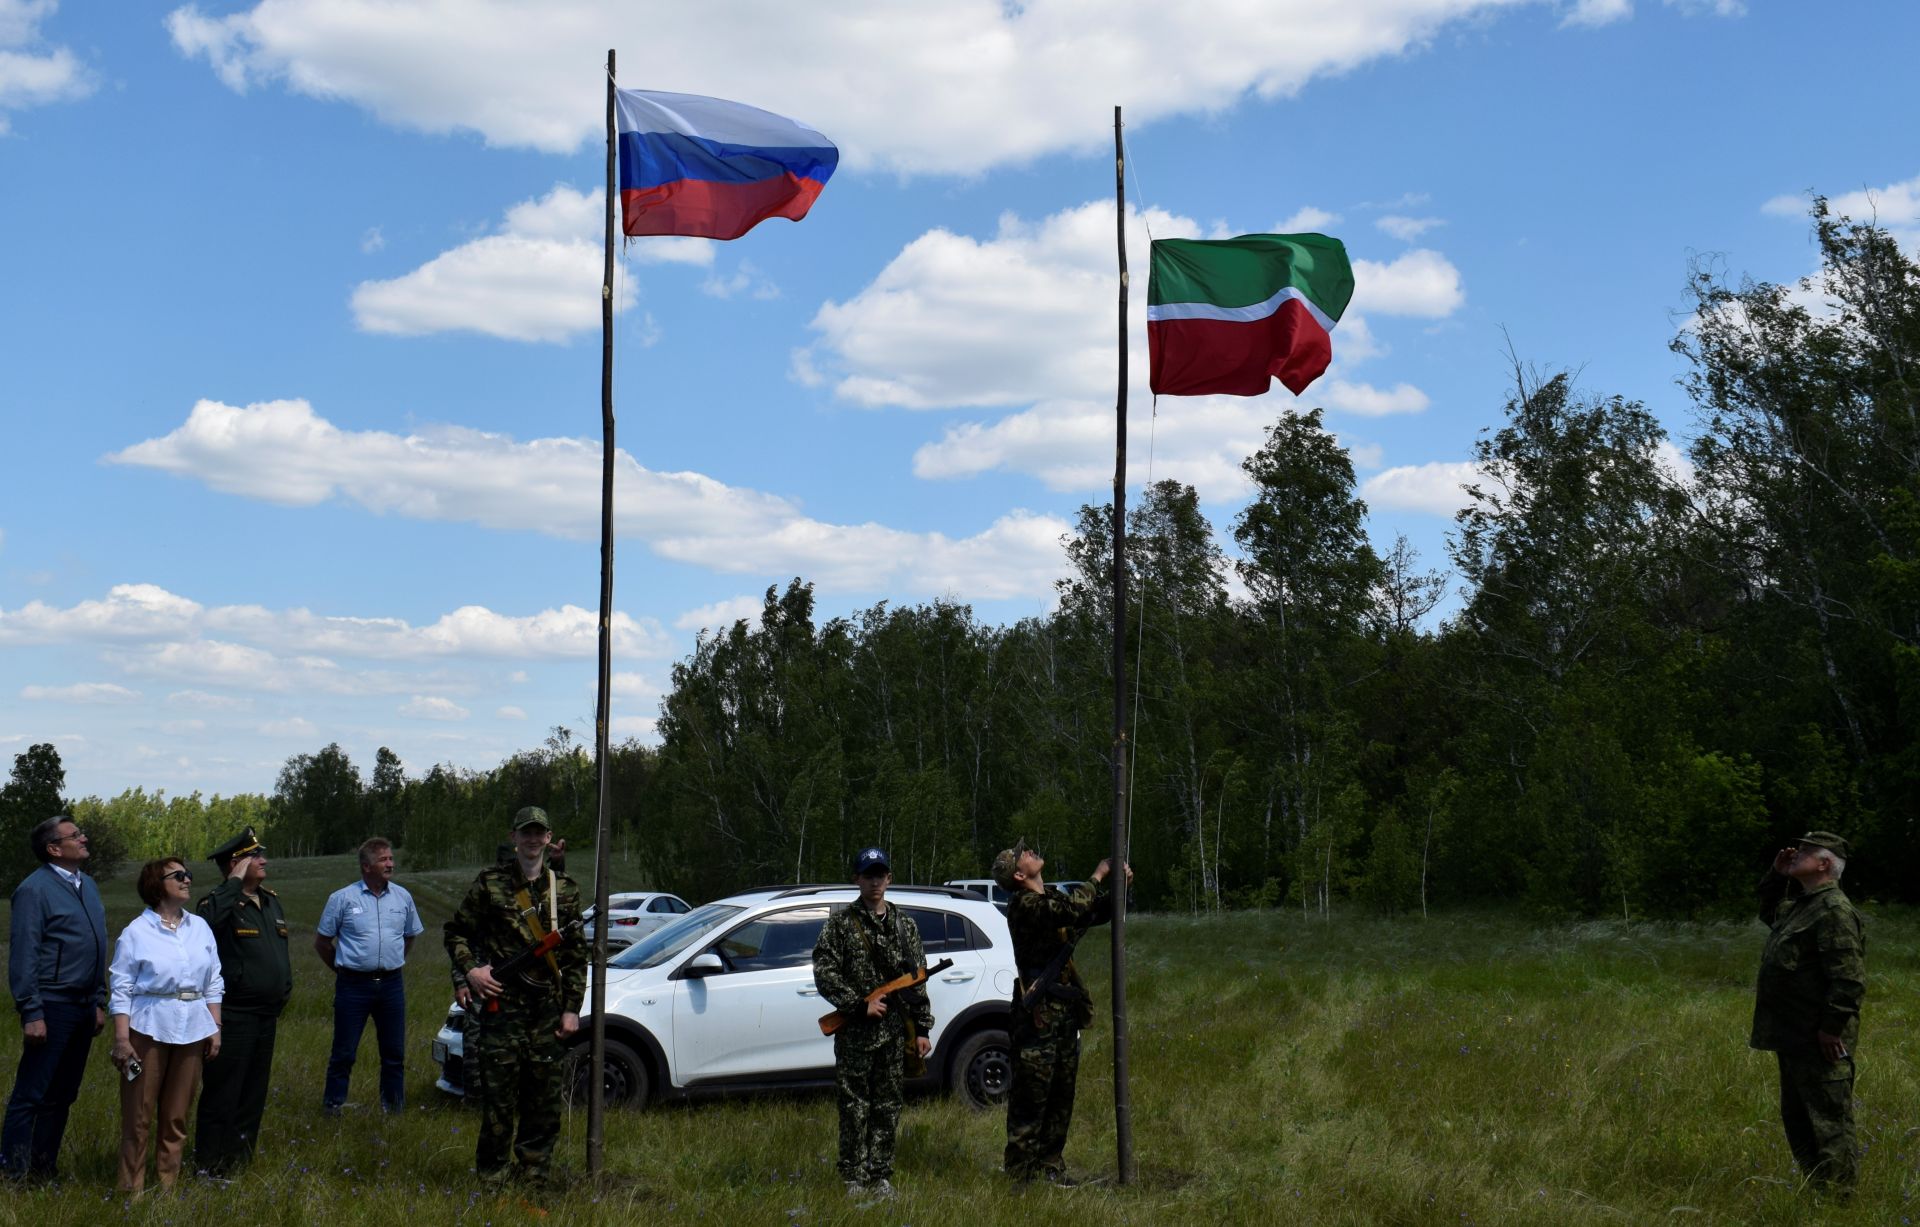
[1776,1051,1857,1189]
[467,1004,566,1186]
[1004,1012,1080,1180]
[833,1033,906,1184]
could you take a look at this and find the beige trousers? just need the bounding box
[117,1031,204,1193]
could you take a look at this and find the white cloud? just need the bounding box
[1351,249,1465,317]
[166,689,253,711]
[1361,461,1484,516]
[1,580,672,660]
[495,705,527,720]
[1277,206,1341,232]
[400,695,469,721]
[19,682,141,704]
[259,716,317,738]
[112,399,1073,601]
[1766,172,1920,247]
[610,671,661,700]
[360,226,385,253]
[1319,380,1431,417]
[168,0,1540,175]
[675,596,764,633]
[916,396,1386,499]
[702,260,780,301]
[807,200,1199,409]
[611,715,658,741]
[0,1,91,128]
[804,199,1451,415]
[1376,215,1444,241]
[350,185,712,342]
[1561,0,1631,27]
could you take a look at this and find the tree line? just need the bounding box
[8,204,1914,918]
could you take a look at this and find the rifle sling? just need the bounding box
[512,872,562,981]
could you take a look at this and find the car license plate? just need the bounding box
[431,1041,448,1063]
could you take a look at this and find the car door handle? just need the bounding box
[940,972,976,983]
[797,987,821,997]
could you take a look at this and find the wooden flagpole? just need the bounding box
[587,46,617,1178]
[1109,103,1136,1186]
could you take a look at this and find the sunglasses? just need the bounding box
[162,869,193,884]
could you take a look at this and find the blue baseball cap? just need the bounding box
[854,847,890,875]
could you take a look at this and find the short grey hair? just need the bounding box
[28,815,68,864]
[1827,852,1847,881]
[358,836,393,868]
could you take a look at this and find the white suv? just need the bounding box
[430,884,1016,1109]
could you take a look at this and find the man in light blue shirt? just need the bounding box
[314,837,423,1113]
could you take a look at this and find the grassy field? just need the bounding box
[0,853,1913,1225]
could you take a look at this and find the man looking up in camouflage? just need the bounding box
[444,807,585,1191]
[993,839,1130,1186]
[812,847,932,1203]
[1751,831,1866,1194]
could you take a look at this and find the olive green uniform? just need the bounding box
[194,879,292,1174]
[1752,872,1866,1189]
[1004,881,1109,1181]
[443,860,586,1187]
[812,902,934,1186]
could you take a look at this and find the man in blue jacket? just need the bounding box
[2,815,108,1181]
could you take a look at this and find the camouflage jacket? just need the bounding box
[1751,873,1865,1052]
[444,860,587,1015]
[1007,881,1111,1031]
[812,901,933,1052]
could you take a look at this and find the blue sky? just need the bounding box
[3,0,1917,799]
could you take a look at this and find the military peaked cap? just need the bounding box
[990,837,1031,890]
[512,805,552,832]
[1797,830,1853,860]
[209,826,264,863]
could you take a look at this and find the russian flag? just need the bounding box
[616,89,838,241]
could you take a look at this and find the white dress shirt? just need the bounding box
[109,908,223,1044]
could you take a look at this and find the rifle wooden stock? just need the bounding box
[481,918,583,1014]
[817,958,954,1035]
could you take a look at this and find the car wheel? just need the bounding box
[950,1027,1012,1110]
[564,1037,651,1109]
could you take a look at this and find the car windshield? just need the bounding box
[608,902,745,969]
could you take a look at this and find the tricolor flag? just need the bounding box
[616,89,838,241]
[1147,234,1355,398]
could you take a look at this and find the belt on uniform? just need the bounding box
[335,966,403,980]
[136,989,204,1001]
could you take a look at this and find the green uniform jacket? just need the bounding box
[196,880,292,1012]
[812,902,934,1053]
[443,861,587,1014]
[1007,881,1110,1032]
[1751,873,1866,1052]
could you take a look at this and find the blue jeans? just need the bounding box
[323,973,406,1110]
[1,999,97,1178]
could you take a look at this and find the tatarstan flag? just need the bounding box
[1147,233,1355,397]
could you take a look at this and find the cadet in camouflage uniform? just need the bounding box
[994,839,1129,1185]
[1751,830,1866,1192]
[812,847,933,1201]
[194,827,292,1176]
[443,807,586,1189]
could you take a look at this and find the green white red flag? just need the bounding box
[1147,233,1355,397]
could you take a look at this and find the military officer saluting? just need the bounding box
[194,827,292,1177]
[1752,830,1867,1193]
[443,807,585,1191]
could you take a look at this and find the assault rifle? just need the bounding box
[818,958,953,1036]
[478,917,583,1014]
[1017,929,1086,1013]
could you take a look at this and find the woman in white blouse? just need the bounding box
[108,857,223,1195]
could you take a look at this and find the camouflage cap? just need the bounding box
[512,805,552,832]
[209,826,264,864]
[1797,830,1852,860]
[990,837,1031,890]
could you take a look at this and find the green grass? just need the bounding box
[0,857,1915,1225]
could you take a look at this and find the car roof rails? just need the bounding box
[759,883,992,902]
